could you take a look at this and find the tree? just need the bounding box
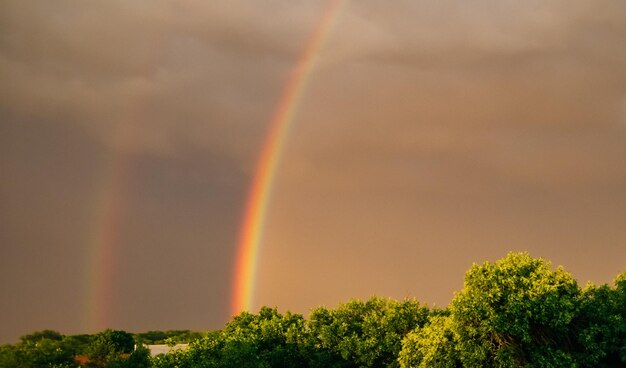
[86,329,135,368]
[221,307,308,367]
[571,272,626,367]
[616,272,626,364]
[20,330,64,344]
[134,331,169,345]
[134,330,204,345]
[308,296,430,367]
[3,253,621,367]
[172,308,312,368]
[61,334,93,357]
[0,338,77,368]
[0,344,22,368]
[450,252,580,367]
[398,314,460,368]
[110,344,152,368]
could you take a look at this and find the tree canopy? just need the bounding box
[2,252,624,367]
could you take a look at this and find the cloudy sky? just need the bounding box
[1,0,626,343]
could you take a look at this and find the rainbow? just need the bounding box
[83,36,165,333]
[231,0,345,315]
[84,125,135,332]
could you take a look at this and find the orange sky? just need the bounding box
[1,0,625,343]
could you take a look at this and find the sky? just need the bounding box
[1,0,626,343]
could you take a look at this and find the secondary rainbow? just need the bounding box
[83,39,167,332]
[84,124,136,332]
[231,0,345,315]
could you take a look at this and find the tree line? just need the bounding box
[2,252,624,367]
[0,329,199,368]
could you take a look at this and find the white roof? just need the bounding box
[146,344,189,357]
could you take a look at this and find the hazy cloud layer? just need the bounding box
[2,0,625,342]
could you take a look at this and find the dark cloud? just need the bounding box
[2,0,626,343]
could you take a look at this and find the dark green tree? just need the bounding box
[19,330,64,344]
[61,334,93,357]
[86,329,135,368]
[109,344,152,368]
[0,344,23,368]
[135,330,204,345]
[0,338,77,368]
[616,272,626,363]
[571,272,626,367]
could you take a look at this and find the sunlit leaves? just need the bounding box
[309,297,430,368]
[450,252,580,367]
[398,315,460,368]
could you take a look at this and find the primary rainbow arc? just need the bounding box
[231,0,345,315]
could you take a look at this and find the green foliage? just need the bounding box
[0,344,21,368]
[133,331,169,345]
[86,329,135,368]
[309,296,430,367]
[570,275,626,367]
[5,253,624,368]
[110,344,152,368]
[151,344,192,368]
[158,307,314,368]
[614,272,626,362]
[61,334,93,357]
[223,307,310,367]
[0,335,77,368]
[398,315,460,368]
[450,252,580,367]
[134,330,203,345]
[20,330,64,344]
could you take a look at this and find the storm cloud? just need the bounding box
[1,0,625,343]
